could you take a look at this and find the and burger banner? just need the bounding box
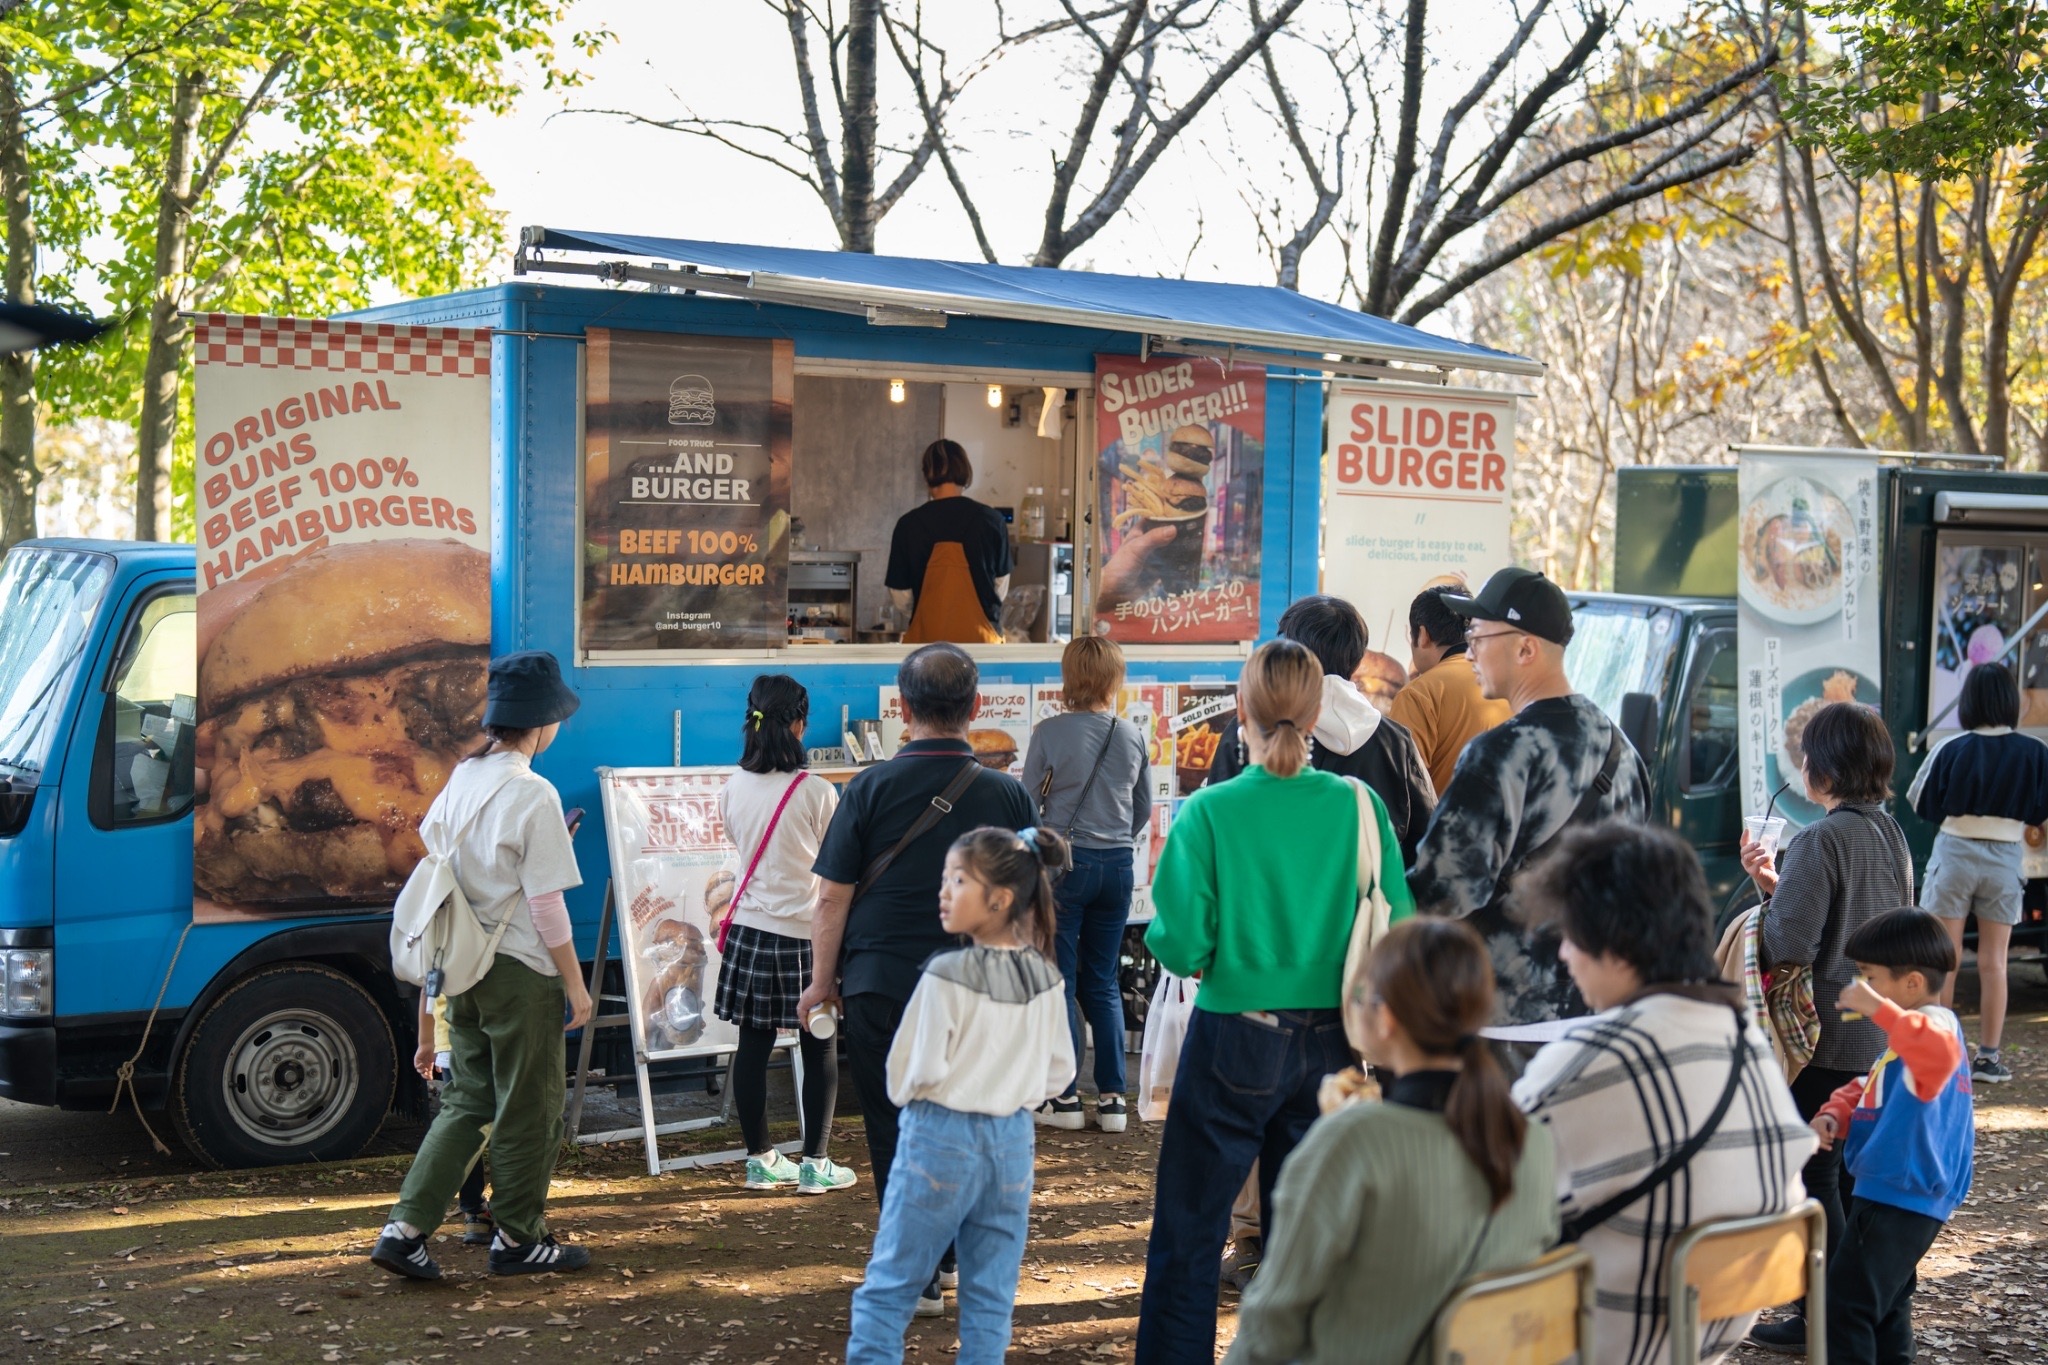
[1322,381,1515,669]
[1093,354,1265,643]
[192,314,492,916]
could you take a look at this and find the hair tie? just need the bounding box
[1017,826,1038,847]
[1455,1033,1482,1051]
[750,709,766,731]
[1272,718,1298,729]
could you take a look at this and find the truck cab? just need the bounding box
[1563,592,1744,907]
[0,538,414,1166]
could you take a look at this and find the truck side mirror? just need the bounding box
[1619,691,1660,760]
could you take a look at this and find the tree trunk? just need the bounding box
[0,59,36,555]
[840,0,879,253]
[134,71,203,541]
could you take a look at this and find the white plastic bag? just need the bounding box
[1137,971,1198,1122]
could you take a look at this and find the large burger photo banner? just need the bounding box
[192,315,492,918]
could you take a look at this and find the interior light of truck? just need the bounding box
[986,383,1003,408]
[888,379,906,404]
[2,948,51,1018]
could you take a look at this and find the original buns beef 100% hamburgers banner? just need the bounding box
[191,315,492,916]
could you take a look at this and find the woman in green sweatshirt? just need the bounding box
[1135,640,1414,1364]
[1227,918,1558,1365]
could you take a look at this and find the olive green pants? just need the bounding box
[391,956,565,1245]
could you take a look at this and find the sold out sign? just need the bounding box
[1331,395,1509,497]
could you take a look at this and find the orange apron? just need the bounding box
[903,541,1003,644]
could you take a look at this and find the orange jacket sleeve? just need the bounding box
[1871,998,1964,1101]
[1817,1077,1862,1136]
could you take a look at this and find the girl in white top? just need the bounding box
[712,674,854,1194]
[846,826,1077,1365]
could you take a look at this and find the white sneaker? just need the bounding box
[1095,1094,1128,1133]
[915,1275,945,1317]
[1034,1095,1085,1130]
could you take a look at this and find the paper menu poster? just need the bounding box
[1118,683,1176,804]
[876,684,1035,771]
[1170,682,1235,797]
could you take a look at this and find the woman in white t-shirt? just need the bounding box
[373,651,594,1283]
[715,674,855,1194]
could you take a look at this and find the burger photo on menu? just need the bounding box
[193,538,491,907]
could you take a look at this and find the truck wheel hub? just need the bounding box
[220,1008,360,1146]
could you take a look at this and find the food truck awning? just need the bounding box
[516,228,1544,379]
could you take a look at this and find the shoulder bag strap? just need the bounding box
[854,759,983,903]
[429,755,530,861]
[1060,716,1124,846]
[718,771,810,950]
[1401,1208,1499,1365]
[1558,1006,1749,1244]
[1496,725,1626,895]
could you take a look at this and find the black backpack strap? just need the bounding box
[854,759,983,903]
[1558,1007,1748,1244]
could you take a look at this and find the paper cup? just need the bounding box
[806,1003,839,1039]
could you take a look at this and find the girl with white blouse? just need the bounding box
[845,826,1077,1364]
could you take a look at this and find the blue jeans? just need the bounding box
[1053,845,1134,1098]
[847,1101,1034,1365]
[1134,1006,1351,1365]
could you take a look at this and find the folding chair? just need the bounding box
[1665,1198,1827,1365]
[1431,1244,1594,1365]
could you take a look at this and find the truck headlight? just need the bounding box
[2,949,52,1018]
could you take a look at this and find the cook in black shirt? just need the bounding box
[885,439,1012,643]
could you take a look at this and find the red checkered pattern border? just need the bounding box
[193,313,491,377]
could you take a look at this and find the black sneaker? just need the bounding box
[938,1250,959,1291]
[1095,1094,1128,1133]
[461,1204,494,1247]
[1972,1052,2013,1084]
[489,1232,591,1276]
[1746,1315,1806,1354]
[370,1229,442,1281]
[1219,1236,1261,1293]
[914,1274,944,1317]
[1033,1094,1085,1130]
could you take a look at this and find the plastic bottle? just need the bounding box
[1019,487,1046,542]
[1058,487,1072,541]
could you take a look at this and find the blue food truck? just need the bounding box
[0,234,1538,1167]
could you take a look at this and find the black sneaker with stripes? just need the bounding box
[370,1227,443,1281]
[488,1230,592,1276]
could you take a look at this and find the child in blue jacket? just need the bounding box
[1810,908,1972,1365]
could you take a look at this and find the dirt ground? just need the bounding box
[7,972,2048,1364]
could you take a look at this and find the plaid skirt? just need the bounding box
[713,923,813,1032]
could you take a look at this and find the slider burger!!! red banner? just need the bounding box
[191,315,492,914]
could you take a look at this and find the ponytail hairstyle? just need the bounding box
[738,674,810,774]
[1239,638,1323,779]
[1361,919,1527,1209]
[947,825,1069,956]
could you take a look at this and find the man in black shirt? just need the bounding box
[803,643,1031,1300]
[884,439,1012,640]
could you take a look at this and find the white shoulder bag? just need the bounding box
[389,761,527,999]
[1339,776,1394,1054]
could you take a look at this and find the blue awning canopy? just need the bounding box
[517,228,1542,379]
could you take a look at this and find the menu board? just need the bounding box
[876,684,1035,771]
[581,329,792,652]
[190,314,491,917]
[1169,682,1236,796]
[596,767,745,1062]
[1093,355,1265,642]
[1736,451,1885,826]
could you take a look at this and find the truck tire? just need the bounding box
[168,964,396,1169]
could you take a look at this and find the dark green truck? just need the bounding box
[1566,463,2048,951]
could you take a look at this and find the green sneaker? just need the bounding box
[744,1149,801,1190]
[797,1156,859,1195]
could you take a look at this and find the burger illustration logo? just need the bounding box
[192,538,491,907]
[668,373,715,426]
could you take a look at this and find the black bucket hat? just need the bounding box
[484,650,581,729]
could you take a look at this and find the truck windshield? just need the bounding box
[1564,598,1685,722]
[0,546,115,778]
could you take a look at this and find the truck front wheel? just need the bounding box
[169,964,396,1169]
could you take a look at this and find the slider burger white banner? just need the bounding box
[191,314,492,917]
[1323,381,1516,655]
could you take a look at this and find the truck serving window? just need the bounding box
[91,587,198,828]
[0,546,115,786]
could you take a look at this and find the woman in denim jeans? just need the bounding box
[1022,636,1152,1133]
[1136,640,1414,1363]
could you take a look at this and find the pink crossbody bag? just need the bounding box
[716,771,810,953]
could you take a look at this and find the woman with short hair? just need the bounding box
[885,439,1012,644]
[1021,635,1152,1133]
[1517,822,1816,1365]
[1908,662,2048,1084]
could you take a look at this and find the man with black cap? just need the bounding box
[1407,567,1650,1026]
